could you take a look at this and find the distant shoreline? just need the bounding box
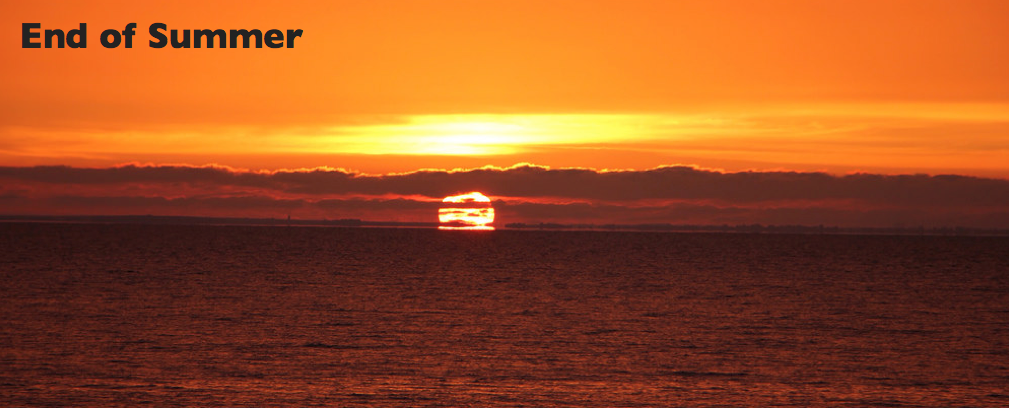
[2,215,1008,237]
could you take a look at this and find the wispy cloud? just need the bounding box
[3,104,1008,175]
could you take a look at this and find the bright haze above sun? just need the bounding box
[438,192,495,230]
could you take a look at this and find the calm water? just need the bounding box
[1,223,1007,406]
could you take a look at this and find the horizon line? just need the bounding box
[3,214,1007,237]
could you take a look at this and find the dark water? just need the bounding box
[1,223,1007,407]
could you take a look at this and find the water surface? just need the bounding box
[1,224,1007,406]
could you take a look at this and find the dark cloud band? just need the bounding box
[2,164,1006,206]
[1,164,1007,227]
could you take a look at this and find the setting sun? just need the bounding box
[3,2,1009,405]
[438,192,495,230]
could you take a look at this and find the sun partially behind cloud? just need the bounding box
[1,1,1008,191]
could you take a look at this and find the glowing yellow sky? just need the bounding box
[2,1,1008,177]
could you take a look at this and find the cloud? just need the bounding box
[1,163,1008,227]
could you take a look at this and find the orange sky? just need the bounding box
[2,0,1008,177]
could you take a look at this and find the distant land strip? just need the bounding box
[2,215,1008,237]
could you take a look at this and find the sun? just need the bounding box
[438,192,495,230]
